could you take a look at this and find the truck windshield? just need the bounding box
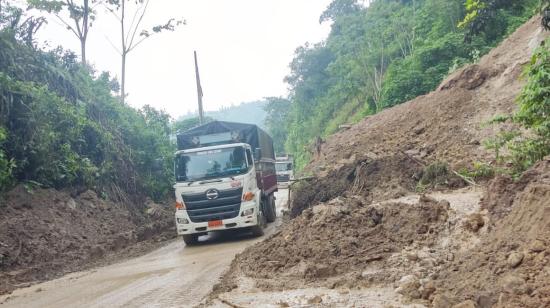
[276,162,292,172]
[175,146,249,182]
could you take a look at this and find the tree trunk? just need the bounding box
[81,0,89,64]
[81,39,87,65]
[120,0,126,104]
[121,52,126,104]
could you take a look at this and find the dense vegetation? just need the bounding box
[0,3,174,201]
[486,38,550,175]
[276,0,539,169]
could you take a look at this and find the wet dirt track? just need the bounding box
[0,190,288,308]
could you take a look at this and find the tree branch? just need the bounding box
[104,34,122,55]
[126,34,148,53]
[66,0,83,38]
[54,14,79,38]
[127,0,150,50]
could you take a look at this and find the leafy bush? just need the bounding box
[419,161,450,186]
[0,29,175,201]
[458,161,496,181]
[0,127,15,190]
[484,40,550,174]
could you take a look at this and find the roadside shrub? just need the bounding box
[484,39,550,175]
[419,161,450,187]
[458,161,496,181]
[0,127,15,190]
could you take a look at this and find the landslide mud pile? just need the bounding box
[209,17,550,308]
[0,185,175,295]
[432,157,550,308]
[216,195,451,293]
[307,17,548,177]
[291,154,427,217]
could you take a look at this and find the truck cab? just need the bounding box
[174,121,277,245]
[275,155,294,187]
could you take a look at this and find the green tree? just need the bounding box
[28,0,98,64]
[508,40,550,172]
[283,0,538,171]
[105,0,184,104]
[263,97,291,155]
[0,15,177,200]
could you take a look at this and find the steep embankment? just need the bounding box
[207,17,549,307]
[309,17,544,174]
[290,16,547,216]
[0,186,175,295]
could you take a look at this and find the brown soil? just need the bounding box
[208,17,550,307]
[0,185,175,295]
[212,195,451,295]
[290,154,428,217]
[433,157,550,308]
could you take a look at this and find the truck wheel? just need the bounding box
[182,234,199,246]
[265,194,277,223]
[251,208,266,237]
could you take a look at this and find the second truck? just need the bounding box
[173,121,278,245]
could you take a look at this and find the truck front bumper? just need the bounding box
[175,200,258,235]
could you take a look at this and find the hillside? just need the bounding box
[308,16,547,177]
[283,0,539,169]
[0,4,176,295]
[207,17,550,307]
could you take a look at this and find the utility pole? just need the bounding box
[194,51,204,125]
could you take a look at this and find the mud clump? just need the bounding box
[231,195,449,290]
[433,157,550,308]
[291,154,424,218]
[0,185,175,295]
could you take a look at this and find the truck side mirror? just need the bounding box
[254,148,262,161]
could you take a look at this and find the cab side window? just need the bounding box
[246,149,253,166]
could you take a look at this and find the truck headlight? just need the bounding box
[242,192,255,201]
[175,201,186,210]
[242,208,254,216]
[177,218,189,224]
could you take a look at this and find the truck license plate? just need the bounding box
[208,220,223,228]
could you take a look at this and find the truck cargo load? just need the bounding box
[176,121,275,160]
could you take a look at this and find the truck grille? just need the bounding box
[277,174,290,182]
[182,187,243,223]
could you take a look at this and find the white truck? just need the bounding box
[173,121,278,245]
[275,155,294,188]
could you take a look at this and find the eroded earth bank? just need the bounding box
[205,17,550,308]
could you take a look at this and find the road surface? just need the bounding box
[0,190,288,308]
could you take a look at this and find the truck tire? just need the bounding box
[251,207,266,237]
[264,194,277,223]
[182,234,199,246]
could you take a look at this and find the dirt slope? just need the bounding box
[0,185,175,295]
[433,157,550,307]
[208,17,550,307]
[308,17,547,177]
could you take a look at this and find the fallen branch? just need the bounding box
[400,150,427,167]
[451,170,478,187]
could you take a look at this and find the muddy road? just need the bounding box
[0,190,288,308]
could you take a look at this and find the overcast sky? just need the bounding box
[32,0,332,118]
